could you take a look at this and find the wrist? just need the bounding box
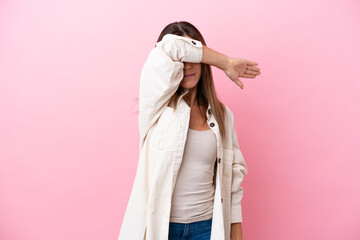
[220,55,231,71]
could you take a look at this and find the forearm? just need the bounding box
[231,222,243,240]
[201,45,230,71]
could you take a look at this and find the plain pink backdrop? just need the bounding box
[1,0,359,239]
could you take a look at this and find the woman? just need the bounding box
[118,21,260,240]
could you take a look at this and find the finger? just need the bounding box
[243,73,256,78]
[247,61,258,66]
[246,66,261,72]
[239,81,244,89]
[233,79,244,89]
[246,69,261,75]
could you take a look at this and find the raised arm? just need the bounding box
[201,45,261,89]
[138,33,260,147]
[201,45,230,71]
[138,34,203,146]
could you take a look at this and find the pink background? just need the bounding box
[1,0,359,239]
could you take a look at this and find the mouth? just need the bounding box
[184,73,195,78]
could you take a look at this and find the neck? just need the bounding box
[184,85,198,108]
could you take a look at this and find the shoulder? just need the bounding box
[224,105,234,121]
[223,105,235,128]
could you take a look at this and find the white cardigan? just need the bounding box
[118,33,248,240]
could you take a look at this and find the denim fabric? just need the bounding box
[168,218,212,240]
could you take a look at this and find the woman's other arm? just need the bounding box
[228,110,248,240]
[230,222,243,240]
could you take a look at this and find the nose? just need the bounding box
[184,62,192,69]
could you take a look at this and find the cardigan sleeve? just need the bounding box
[138,34,203,146]
[230,113,248,223]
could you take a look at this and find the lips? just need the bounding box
[184,73,195,77]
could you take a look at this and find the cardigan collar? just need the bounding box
[177,88,212,121]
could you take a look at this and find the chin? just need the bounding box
[180,80,199,89]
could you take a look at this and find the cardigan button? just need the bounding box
[221,198,223,203]
[208,109,211,114]
[191,40,196,45]
[218,158,221,164]
[210,122,215,127]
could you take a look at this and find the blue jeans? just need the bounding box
[168,218,212,240]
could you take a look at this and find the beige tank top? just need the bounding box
[169,127,217,223]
